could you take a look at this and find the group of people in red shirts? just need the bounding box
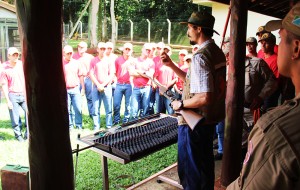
[62,41,194,131]
[0,41,194,141]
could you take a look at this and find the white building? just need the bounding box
[193,0,280,49]
[0,1,19,62]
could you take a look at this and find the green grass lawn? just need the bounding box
[0,95,178,190]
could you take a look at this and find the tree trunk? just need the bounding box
[90,0,100,47]
[103,0,107,41]
[15,1,74,189]
[110,0,116,45]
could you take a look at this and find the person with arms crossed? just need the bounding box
[161,12,226,189]
[227,2,300,189]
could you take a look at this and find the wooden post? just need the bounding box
[221,0,248,187]
[15,0,74,189]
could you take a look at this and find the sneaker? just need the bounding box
[214,153,223,160]
[123,119,129,124]
[17,136,25,142]
[113,121,120,126]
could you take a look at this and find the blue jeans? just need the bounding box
[155,89,174,114]
[84,77,94,117]
[113,83,132,124]
[67,86,82,129]
[216,120,225,154]
[178,124,215,190]
[92,84,113,130]
[149,88,156,114]
[8,92,27,139]
[131,86,151,119]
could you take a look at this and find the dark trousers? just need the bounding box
[178,124,215,190]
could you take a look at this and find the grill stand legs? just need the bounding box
[101,155,109,190]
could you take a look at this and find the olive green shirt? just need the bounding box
[227,94,300,190]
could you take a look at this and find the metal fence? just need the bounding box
[64,19,189,46]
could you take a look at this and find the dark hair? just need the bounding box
[201,27,213,37]
[286,30,300,44]
[191,24,213,37]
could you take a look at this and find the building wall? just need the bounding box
[0,7,16,19]
[206,2,280,52]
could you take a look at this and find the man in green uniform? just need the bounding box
[227,3,300,189]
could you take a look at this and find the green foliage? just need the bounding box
[63,0,88,23]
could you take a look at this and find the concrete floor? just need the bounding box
[127,158,225,190]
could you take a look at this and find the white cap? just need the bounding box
[123,42,133,50]
[63,45,73,53]
[78,41,88,48]
[7,47,20,55]
[184,54,193,61]
[106,42,114,49]
[156,42,165,49]
[164,45,171,51]
[179,49,188,56]
[143,43,152,50]
[97,42,107,49]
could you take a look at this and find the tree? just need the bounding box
[89,0,99,47]
[110,0,116,45]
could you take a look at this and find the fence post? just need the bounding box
[167,19,171,45]
[129,19,133,42]
[146,19,151,43]
[78,21,83,39]
[69,20,73,31]
[116,20,118,41]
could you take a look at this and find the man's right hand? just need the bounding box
[7,100,13,109]
[97,84,104,92]
[160,52,174,67]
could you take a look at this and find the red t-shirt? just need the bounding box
[63,58,83,88]
[72,52,81,60]
[263,54,279,78]
[175,63,188,90]
[129,57,154,87]
[257,44,278,58]
[90,56,115,84]
[0,60,25,93]
[154,60,174,86]
[115,56,133,84]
